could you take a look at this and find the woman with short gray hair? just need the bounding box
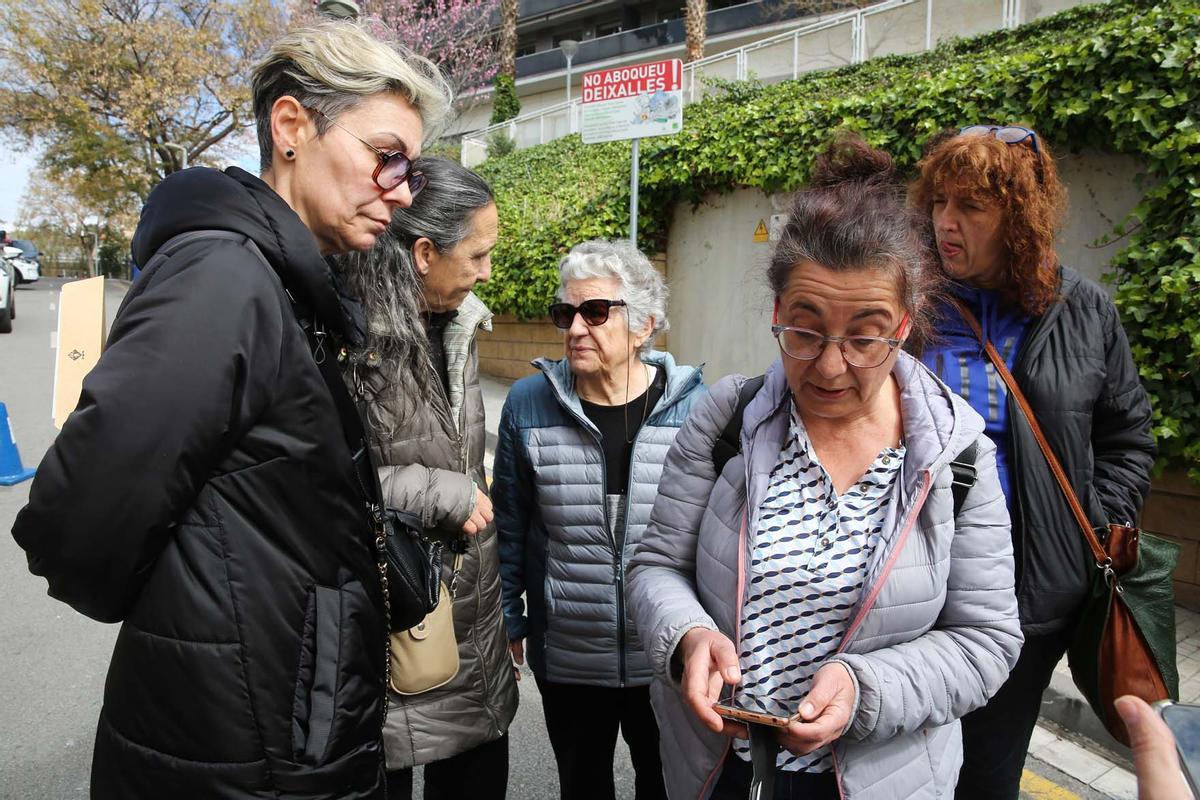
[492,239,705,800]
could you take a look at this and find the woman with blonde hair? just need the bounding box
[12,20,449,799]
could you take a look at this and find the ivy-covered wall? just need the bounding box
[474,0,1200,474]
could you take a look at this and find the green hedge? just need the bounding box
[474,0,1200,475]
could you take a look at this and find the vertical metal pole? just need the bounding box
[630,138,640,246]
[540,115,545,144]
[793,30,800,79]
[565,56,573,108]
[925,0,933,50]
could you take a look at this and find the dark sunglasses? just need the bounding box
[959,124,1044,184]
[548,299,627,329]
[306,107,427,196]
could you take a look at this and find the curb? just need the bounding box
[1039,669,1132,770]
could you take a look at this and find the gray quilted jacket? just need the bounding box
[627,353,1022,799]
[361,293,518,768]
[492,351,706,687]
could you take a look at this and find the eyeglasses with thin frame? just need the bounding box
[306,107,427,196]
[772,314,909,368]
[959,124,1044,184]
[548,299,627,329]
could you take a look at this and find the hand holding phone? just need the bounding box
[1142,698,1200,799]
[678,627,743,736]
[776,662,857,756]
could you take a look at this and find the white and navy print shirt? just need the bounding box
[734,408,905,772]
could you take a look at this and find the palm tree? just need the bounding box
[499,0,518,78]
[685,0,707,63]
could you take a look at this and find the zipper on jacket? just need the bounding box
[469,531,503,734]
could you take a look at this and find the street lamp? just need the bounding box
[561,39,579,132]
[317,0,359,19]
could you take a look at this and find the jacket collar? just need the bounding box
[1015,265,1077,372]
[533,350,703,432]
[449,292,494,336]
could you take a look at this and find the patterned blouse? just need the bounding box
[734,408,905,771]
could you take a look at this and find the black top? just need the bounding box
[425,309,458,398]
[580,364,666,495]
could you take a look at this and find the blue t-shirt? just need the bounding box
[922,285,1032,510]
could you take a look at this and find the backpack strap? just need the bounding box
[950,441,979,517]
[711,374,764,477]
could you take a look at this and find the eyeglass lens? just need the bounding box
[549,299,621,329]
[376,155,425,196]
[777,329,893,368]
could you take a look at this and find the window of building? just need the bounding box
[554,32,587,47]
[516,39,537,57]
[595,19,623,37]
[658,6,685,22]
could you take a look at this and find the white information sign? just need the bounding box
[580,59,684,145]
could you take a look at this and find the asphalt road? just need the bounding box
[0,278,630,800]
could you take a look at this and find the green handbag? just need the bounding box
[954,299,1179,746]
[1067,523,1179,746]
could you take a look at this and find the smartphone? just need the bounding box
[712,692,800,728]
[1153,700,1200,796]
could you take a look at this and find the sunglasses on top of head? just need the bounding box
[548,299,627,330]
[305,106,427,196]
[959,124,1045,184]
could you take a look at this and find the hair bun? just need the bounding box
[809,131,895,187]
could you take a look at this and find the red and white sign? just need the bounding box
[580,59,684,144]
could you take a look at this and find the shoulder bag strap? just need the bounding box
[950,299,1107,566]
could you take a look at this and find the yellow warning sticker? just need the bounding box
[753,219,769,242]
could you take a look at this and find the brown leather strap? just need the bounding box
[950,299,1108,565]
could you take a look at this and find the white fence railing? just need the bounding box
[461,0,1048,165]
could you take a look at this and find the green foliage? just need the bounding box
[485,128,517,159]
[490,73,521,124]
[97,228,130,278]
[475,0,1200,474]
[424,138,463,164]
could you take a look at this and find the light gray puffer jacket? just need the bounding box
[361,293,519,769]
[627,353,1022,799]
[493,351,706,687]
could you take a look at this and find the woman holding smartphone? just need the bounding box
[626,134,1023,800]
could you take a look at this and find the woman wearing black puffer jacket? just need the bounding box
[913,126,1156,800]
[11,22,449,800]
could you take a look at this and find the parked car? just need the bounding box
[0,256,15,333]
[6,239,40,283]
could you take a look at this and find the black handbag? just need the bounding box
[298,316,443,632]
[381,508,444,630]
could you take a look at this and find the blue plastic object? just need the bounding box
[0,402,36,485]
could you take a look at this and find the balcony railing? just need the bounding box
[461,0,1046,166]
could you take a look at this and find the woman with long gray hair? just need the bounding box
[339,157,517,800]
[492,240,706,800]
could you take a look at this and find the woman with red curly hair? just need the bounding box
[913,126,1156,800]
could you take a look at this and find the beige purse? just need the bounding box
[387,551,462,695]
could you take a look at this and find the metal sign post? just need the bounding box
[579,59,683,247]
[630,138,640,244]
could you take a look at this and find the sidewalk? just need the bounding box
[477,372,1192,800]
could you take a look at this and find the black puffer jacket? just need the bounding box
[1003,267,1155,634]
[11,167,388,799]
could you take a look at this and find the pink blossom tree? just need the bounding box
[365,0,501,113]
